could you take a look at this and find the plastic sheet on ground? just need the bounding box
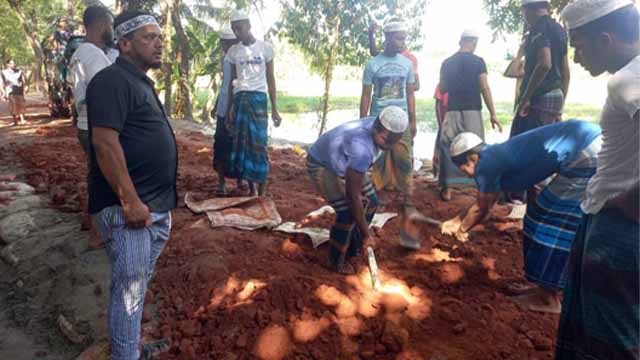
[507,204,527,219]
[275,206,398,248]
[184,193,282,231]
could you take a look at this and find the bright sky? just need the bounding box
[103,0,514,55]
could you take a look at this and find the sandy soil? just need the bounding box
[1,98,559,360]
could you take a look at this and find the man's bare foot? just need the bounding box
[440,188,451,201]
[512,288,561,314]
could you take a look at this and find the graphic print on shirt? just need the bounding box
[373,63,407,106]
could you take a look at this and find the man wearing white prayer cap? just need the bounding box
[225,9,282,196]
[362,19,417,216]
[368,19,421,90]
[212,28,240,195]
[307,106,408,274]
[436,27,501,202]
[555,2,640,359]
[439,120,601,314]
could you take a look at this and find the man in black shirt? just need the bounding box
[512,0,570,138]
[438,29,501,201]
[86,10,176,360]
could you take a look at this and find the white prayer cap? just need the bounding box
[383,21,407,33]
[461,29,480,39]
[230,10,250,22]
[561,0,634,30]
[450,132,484,158]
[220,28,236,40]
[521,0,549,5]
[379,106,409,133]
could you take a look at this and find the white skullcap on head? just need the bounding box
[383,21,407,33]
[379,106,409,133]
[450,132,484,158]
[521,0,549,5]
[461,29,480,39]
[220,28,236,40]
[230,10,250,22]
[561,0,634,30]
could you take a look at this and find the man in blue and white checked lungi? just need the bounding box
[439,120,601,314]
[86,11,176,360]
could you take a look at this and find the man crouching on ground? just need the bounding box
[307,106,408,274]
[86,11,177,360]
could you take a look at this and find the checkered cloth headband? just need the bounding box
[115,15,159,40]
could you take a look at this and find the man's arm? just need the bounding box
[345,168,374,247]
[359,85,373,118]
[413,73,421,92]
[517,46,552,115]
[439,64,448,94]
[607,182,640,223]
[92,126,150,229]
[479,73,502,132]
[561,54,570,103]
[266,60,281,127]
[441,192,498,241]
[368,25,379,57]
[407,82,417,137]
[225,65,237,127]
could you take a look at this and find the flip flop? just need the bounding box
[324,261,356,275]
[511,293,561,315]
[140,338,171,360]
[505,283,536,295]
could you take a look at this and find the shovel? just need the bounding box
[367,246,381,291]
[399,209,443,250]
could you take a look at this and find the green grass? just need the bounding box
[195,90,602,132]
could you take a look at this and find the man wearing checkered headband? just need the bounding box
[85,11,176,360]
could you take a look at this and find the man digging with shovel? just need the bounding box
[439,120,601,314]
[307,106,408,275]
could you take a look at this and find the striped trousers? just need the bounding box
[307,157,378,269]
[95,205,171,360]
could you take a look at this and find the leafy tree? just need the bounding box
[4,0,74,92]
[279,0,426,135]
[483,0,571,38]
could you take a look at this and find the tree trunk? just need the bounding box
[318,18,341,136]
[171,0,193,121]
[7,0,45,93]
[200,79,215,123]
[161,0,173,115]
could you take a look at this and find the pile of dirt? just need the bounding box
[12,121,557,360]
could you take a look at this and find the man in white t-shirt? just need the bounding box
[556,1,639,359]
[1,60,27,126]
[69,5,117,250]
[224,10,281,196]
[70,5,118,157]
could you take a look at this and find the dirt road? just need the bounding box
[0,98,559,359]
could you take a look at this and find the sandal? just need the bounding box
[505,283,536,295]
[324,261,356,275]
[140,338,171,360]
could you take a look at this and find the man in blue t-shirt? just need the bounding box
[360,20,417,212]
[438,120,600,314]
[307,106,408,274]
